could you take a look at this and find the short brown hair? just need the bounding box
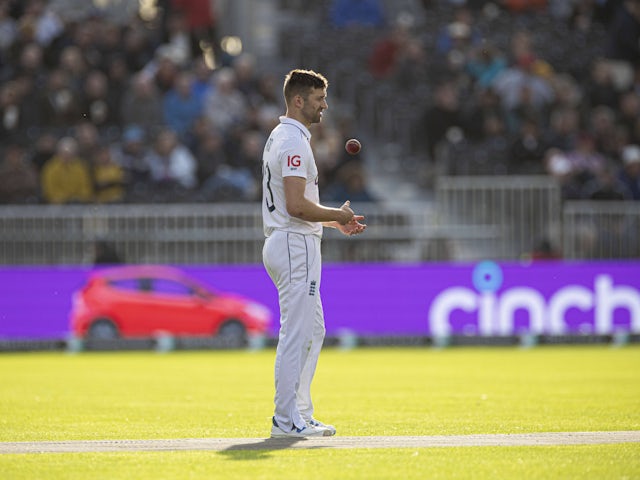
[283,69,328,104]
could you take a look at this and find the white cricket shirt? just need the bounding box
[262,116,321,238]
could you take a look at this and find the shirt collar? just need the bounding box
[279,116,311,141]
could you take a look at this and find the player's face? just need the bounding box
[301,88,328,125]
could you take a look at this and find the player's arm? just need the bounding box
[284,176,353,225]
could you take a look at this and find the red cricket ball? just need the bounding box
[345,138,362,155]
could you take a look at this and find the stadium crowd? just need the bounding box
[0,0,638,206]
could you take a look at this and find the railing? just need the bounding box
[1,177,637,265]
[0,199,502,265]
[562,201,640,260]
[435,176,563,260]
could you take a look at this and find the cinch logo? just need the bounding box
[429,261,640,336]
[288,155,301,167]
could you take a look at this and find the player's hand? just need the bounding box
[337,200,355,225]
[337,214,366,236]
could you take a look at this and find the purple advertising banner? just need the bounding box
[0,261,639,340]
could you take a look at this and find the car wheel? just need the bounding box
[217,321,246,348]
[87,319,119,340]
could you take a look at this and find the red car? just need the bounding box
[70,265,271,346]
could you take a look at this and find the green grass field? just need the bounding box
[1,345,639,479]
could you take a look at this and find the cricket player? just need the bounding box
[262,69,366,437]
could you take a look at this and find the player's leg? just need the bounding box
[297,292,325,421]
[296,237,335,435]
[264,232,316,432]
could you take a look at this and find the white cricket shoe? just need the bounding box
[270,417,331,438]
[307,418,337,436]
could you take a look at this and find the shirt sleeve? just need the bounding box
[280,143,310,179]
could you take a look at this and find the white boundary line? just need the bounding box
[1,431,639,454]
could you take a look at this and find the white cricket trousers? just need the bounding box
[263,230,326,431]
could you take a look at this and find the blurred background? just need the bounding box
[0,0,638,348]
[0,0,637,265]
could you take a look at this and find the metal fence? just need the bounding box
[562,201,640,260]
[1,177,638,265]
[0,199,501,265]
[435,176,563,260]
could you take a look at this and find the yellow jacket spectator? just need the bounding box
[41,137,93,204]
[92,146,126,203]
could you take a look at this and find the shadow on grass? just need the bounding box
[218,437,312,460]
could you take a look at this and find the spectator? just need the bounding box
[232,53,261,104]
[161,10,192,68]
[254,73,282,133]
[473,112,510,174]
[550,73,582,111]
[605,0,640,65]
[393,33,429,89]
[368,15,413,79]
[584,57,620,110]
[40,137,93,204]
[322,163,377,202]
[420,82,467,161]
[0,144,39,204]
[492,50,555,132]
[466,43,507,90]
[543,106,580,152]
[227,128,263,198]
[92,145,126,204]
[544,148,583,200]
[144,128,197,196]
[80,69,118,128]
[618,89,640,139]
[61,21,103,72]
[111,124,151,199]
[0,2,18,63]
[310,120,342,187]
[566,132,609,183]
[22,0,64,48]
[10,42,46,87]
[618,144,640,200]
[38,68,81,129]
[9,73,41,131]
[28,131,57,172]
[163,70,202,142]
[120,73,164,136]
[58,45,89,93]
[582,165,633,200]
[121,26,154,73]
[0,80,26,142]
[190,55,213,103]
[203,67,247,134]
[464,86,503,141]
[508,116,548,174]
[74,121,101,162]
[191,119,228,188]
[435,6,482,58]
[103,54,130,127]
[170,0,221,62]
[97,23,125,70]
[143,44,182,92]
[588,105,619,158]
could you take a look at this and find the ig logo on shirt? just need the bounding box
[287,155,301,168]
